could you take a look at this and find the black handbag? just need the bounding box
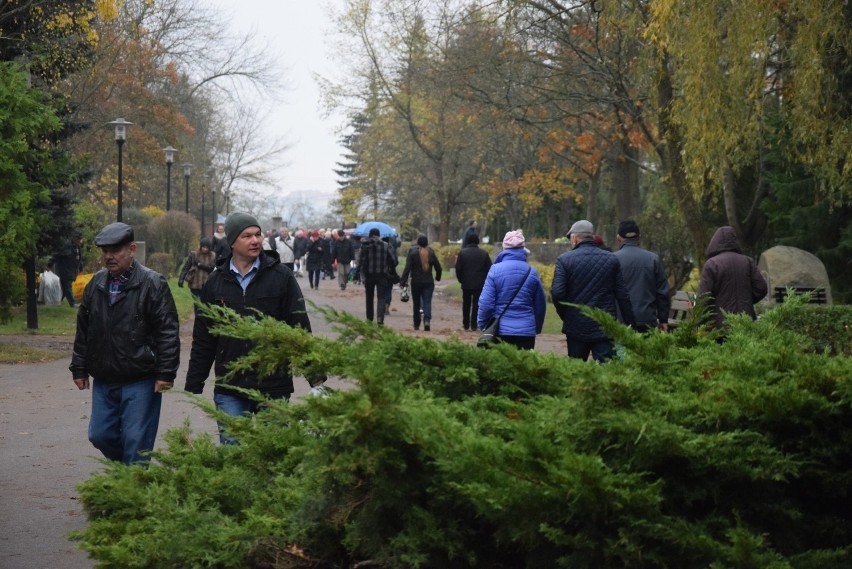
[477,267,531,348]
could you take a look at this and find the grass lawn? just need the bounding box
[0,278,195,337]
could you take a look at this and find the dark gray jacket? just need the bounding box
[614,240,670,329]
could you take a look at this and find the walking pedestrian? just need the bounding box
[454,233,491,331]
[332,229,356,290]
[551,220,635,362]
[357,227,396,324]
[70,222,180,465]
[52,232,83,307]
[305,230,325,289]
[477,230,546,349]
[184,213,324,444]
[614,220,670,332]
[177,237,216,308]
[400,235,442,331]
[699,226,768,331]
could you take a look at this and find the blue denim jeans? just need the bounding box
[89,378,162,465]
[411,282,434,325]
[213,391,290,445]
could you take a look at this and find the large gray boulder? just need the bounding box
[757,245,832,304]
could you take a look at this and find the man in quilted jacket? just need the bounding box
[551,220,635,362]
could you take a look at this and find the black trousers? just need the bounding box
[462,287,482,330]
[363,275,388,322]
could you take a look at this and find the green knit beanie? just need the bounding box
[225,212,260,245]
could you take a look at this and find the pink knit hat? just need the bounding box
[502,230,525,249]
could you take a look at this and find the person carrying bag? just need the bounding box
[476,230,547,350]
[477,266,531,348]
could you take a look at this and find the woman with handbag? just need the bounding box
[178,237,216,309]
[477,230,547,349]
[399,235,442,331]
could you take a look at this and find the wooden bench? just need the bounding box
[668,290,695,328]
[773,287,827,304]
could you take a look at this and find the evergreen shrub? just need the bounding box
[72,302,852,568]
[769,301,851,356]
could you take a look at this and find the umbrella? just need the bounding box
[353,221,398,238]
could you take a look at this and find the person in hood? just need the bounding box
[698,226,768,330]
[184,213,325,444]
[477,230,546,349]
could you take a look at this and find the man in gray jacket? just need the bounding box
[614,220,670,332]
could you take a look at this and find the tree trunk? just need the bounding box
[656,57,710,265]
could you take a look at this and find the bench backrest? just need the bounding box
[773,287,827,304]
[669,290,694,322]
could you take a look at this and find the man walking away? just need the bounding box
[551,219,635,362]
[614,220,670,332]
[357,227,396,324]
[454,233,492,331]
[70,222,180,465]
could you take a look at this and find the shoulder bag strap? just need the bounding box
[495,267,531,320]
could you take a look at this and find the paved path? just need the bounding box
[0,279,565,568]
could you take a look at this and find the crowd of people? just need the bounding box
[66,214,767,465]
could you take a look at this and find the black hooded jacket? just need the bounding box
[184,250,312,399]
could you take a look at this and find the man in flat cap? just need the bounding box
[614,220,670,333]
[551,219,635,362]
[184,212,325,444]
[70,222,180,465]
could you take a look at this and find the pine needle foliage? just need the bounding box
[73,300,852,568]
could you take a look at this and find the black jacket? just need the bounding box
[400,246,442,285]
[70,261,180,384]
[332,237,356,265]
[455,245,491,290]
[184,251,312,399]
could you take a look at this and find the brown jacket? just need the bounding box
[698,227,768,329]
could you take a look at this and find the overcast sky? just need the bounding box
[210,0,348,211]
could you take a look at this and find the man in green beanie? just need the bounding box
[184,212,326,443]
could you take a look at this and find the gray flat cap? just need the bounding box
[567,219,594,237]
[94,222,134,247]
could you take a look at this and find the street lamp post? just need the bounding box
[200,174,207,239]
[163,145,177,211]
[182,163,192,214]
[107,118,133,222]
[208,167,217,237]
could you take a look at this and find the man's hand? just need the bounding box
[73,377,89,390]
[154,380,173,393]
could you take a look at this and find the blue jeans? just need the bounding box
[566,337,615,363]
[89,378,162,465]
[411,282,434,325]
[214,391,290,445]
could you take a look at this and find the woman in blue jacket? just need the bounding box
[477,230,547,349]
